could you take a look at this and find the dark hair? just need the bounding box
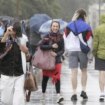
[13,21,22,37]
[51,20,60,29]
[76,9,86,20]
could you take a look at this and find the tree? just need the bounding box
[57,0,93,21]
[0,0,60,19]
[0,0,15,17]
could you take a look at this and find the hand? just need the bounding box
[1,26,13,42]
[50,51,57,57]
[5,26,13,35]
[52,43,58,49]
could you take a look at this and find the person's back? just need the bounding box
[64,31,81,51]
[64,9,93,101]
[93,24,105,59]
[93,14,105,102]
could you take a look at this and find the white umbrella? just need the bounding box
[39,19,67,35]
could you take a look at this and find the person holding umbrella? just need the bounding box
[40,20,64,103]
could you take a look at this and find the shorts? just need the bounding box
[95,57,105,71]
[68,51,88,69]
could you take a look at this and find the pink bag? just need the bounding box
[32,47,55,70]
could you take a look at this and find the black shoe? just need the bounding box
[80,91,88,99]
[71,94,77,101]
[57,95,64,103]
[99,95,105,102]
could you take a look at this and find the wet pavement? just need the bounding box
[0,59,105,105]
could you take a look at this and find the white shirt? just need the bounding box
[64,32,81,51]
[19,34,28,74]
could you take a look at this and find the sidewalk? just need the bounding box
[0,60,104,105]
[26,60,101,105]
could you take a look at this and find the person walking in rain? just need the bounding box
[64,9,93,101]
[93,14,105,102]
[40,21,64,103]
[0,21,28,105]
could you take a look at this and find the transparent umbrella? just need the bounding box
[0,26,4,37]
[39,19,67,35]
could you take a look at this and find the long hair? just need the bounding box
[13,21,22,37]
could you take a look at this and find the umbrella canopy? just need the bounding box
[0,16,13,21]
[29,14,51,34]
[0,16,14,26]
[0,20,5,37]
[0,26,4,37]
[39,19,68,35]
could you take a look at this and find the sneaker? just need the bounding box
[99,95,105,102]
[71,94,77,101]
[56,95,64,103]
[80,91,88,99]
[41,93,45,101]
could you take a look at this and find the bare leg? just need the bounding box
[81,68,87,92]
[99,71,105,93]
[71,68,78,94]
[99,71,105,101]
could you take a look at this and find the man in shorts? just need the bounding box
[64,9,93,101]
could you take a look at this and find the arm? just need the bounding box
[19,45,28,54]
[1,26,13,42]
[86,30,93,52]
[19,35,29,54]
[64,27,71,37]
[0,26,12,52]
[40,38,52,51]
[1,33,8,42]
[40,44,52,50]
[56,38,65,56]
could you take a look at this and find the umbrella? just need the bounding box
[0,16,14,26]
[0,26,4,37]
[29,14,51,34]
[39,19,68,35]
[0,16,13,21]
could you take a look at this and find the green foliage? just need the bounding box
[57,0,90,21]
[0,0,16,16]
[0,0,97,21]
[0,0,60,19]
[100,14,105,24]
